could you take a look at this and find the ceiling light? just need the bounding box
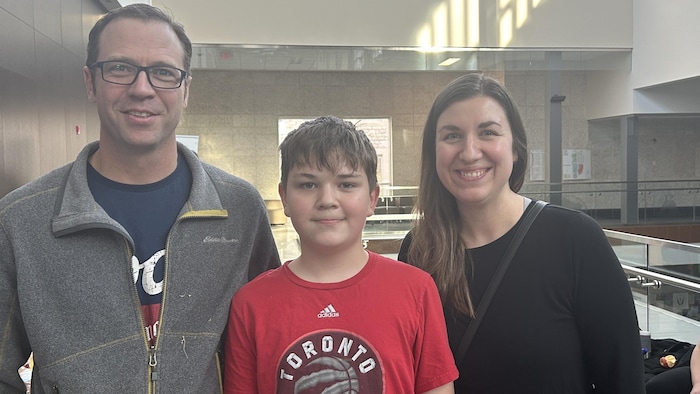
[438,57,461,67]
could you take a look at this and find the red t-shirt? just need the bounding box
[225,252,458,393]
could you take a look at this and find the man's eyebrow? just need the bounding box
[101,58,181,68]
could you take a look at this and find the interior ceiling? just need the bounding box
[191,45,632,73]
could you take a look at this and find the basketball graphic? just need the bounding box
[277,330,384,393]
[293,357,359,393]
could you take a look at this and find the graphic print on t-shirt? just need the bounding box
[276,330,384,393]
[132,251,165,343]
[88,154,191,347]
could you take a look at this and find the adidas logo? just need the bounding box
[317,304,340,318]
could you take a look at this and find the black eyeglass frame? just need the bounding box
[89,61,188,89]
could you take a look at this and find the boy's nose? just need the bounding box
[317,185,338,208]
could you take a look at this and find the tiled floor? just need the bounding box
[635,294,700,345]
[272,219,700,345]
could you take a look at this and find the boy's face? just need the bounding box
[279,160,379,253]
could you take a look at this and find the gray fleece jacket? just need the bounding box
[0,141,281,393]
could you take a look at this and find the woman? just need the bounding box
[398,73,645,393]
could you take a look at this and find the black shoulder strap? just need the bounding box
[454,199,548,365]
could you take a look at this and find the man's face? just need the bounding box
[83,18,191,154]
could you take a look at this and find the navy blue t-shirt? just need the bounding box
[88,154,191,344]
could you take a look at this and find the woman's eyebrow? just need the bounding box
[478,120,501,128]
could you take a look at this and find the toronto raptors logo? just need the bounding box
[277,330,384,393]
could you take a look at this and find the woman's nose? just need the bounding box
[459,136,482,161]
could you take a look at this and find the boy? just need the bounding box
[224,116,457,393]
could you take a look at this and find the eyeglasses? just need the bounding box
[89,61,188,89]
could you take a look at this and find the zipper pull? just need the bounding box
[149,346,158,383]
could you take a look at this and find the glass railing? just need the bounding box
[521,180,700,225]
[365,185,416,238]
[364,180,700,238]
[362,185,700,342]
[606,230,700,343]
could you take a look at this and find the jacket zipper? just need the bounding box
[144,210,227,393]
[124,239,158,394]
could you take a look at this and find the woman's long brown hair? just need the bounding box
[407,73,528,316]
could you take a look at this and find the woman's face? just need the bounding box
[435,96,517,208]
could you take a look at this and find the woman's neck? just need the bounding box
[458,193,525,248]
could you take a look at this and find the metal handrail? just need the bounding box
[607,228,700,293]
[621,263,700,293]
[604,229,700,253]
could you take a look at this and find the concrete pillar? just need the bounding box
[621,116,639,224]
[546,52,564,205]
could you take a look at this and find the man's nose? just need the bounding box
[128,70,156,94]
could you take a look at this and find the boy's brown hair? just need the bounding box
[279,116,378,191]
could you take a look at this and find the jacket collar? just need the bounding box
[51,141,227,237]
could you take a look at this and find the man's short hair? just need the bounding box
[86,4,192,73]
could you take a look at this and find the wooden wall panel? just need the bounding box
[0,71,40,197]
[607,224,700,243]
[0,0,103,198]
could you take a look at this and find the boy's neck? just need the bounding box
[288,246,369,283]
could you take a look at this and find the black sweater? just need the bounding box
[399,203,645,393]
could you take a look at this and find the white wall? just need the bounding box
[152,0,700,120]
[505,0,631,48]
[155,0,632,48]
[585,0,700,119]
[632,0,700,89]
[585,70,634,120]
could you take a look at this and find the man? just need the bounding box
[0,4,280,392]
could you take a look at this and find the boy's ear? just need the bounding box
[367,184,380,217]
[278,182,291,217]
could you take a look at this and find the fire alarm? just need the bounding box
[75,125,81,135]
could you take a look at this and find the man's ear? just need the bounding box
[182,75,192,107]
[83,66,97,103]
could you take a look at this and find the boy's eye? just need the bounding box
[300,182,316,189]
[339,182,356,189]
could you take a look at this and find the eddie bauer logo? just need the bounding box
[203,235,238,244]
[276,330,383,393]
